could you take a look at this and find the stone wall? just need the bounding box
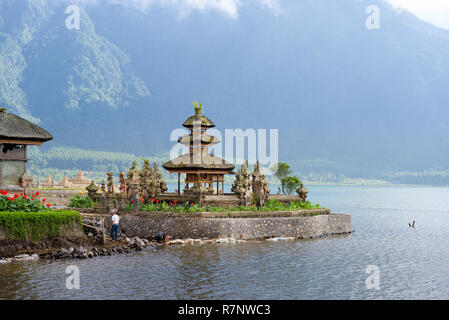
[37,189,82,207]
[86,212,352,240]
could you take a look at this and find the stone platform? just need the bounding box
[82,210,352,241]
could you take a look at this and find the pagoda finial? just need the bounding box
[192,101,203,115]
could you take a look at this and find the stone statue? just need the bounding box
[129,175,140,211]
[127,160,140,181]
[126,174,138,202]
[126,160,140,196]
[99,180,106,209]
[19,173,33,196]
[139,159,153,202]
[106,172,114,194]
[119,172,127,196]
[191,182,208,194]
[137,160,168,201]
[100,180,106,194]
[231,160,252,206]
[296,183,309,203]
[191,182,207,206]
[150,163,168,196]
[86,181,99,199]
[252,161,270,207]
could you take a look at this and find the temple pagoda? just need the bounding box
[163,102,235,194]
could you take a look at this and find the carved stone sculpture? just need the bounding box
[150,163,168,196]
[100,180,106,209]
[231,160,252,206]
[106,172,114,195]
[86,181,99,199]
[191,182,207,206]
[126,160,140,197]
[252,161,270,207]
[19,173,33,195]
[119,172,127,196]
[296,183,309,203]
[127,169,140,204]
[139,159,153,202]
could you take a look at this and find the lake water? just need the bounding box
[1,185,448,300]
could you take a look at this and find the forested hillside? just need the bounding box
[3,0,449,185]
[27,146,168,182]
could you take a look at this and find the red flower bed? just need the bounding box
[0,190,52,212]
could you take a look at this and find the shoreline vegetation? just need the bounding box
[28,146,449,187]
[130,199,321,214]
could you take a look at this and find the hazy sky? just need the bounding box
[387,0,449,29]
[86,0,449,30]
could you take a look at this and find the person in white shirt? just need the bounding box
[110,209,120,241]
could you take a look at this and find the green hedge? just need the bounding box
[137,199,320,213]
[0,210,83,241]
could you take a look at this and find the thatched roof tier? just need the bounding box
[0,108,53,145]
[182,103,215,129]
[182,114,215,129]
[178,134,220,146]
[163,152,235,172]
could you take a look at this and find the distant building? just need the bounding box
[40,170,91,189]
[0,108,53,191]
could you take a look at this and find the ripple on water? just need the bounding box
[1,186,449,299]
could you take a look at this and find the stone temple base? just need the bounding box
[86,211,352,241]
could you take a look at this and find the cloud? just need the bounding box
[92,0,280,19]
[171,0,241,19]
[387,0,449,30]
[260,0,282,16]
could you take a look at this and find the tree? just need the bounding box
[271,162,294,194]
[271,162,292,181]
[281,176,302,195]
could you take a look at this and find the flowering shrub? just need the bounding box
[0,190,51,212]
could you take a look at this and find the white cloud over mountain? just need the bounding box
[387,0,449,30]
[73,0,280,18]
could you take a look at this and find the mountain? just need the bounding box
[0,0,151,152]
[2,0,449,180]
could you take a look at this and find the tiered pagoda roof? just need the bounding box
[182,106,216,129]
[163,103,234,172]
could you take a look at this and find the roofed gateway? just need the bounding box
[0,107,53,192]
[163,102,235,194]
